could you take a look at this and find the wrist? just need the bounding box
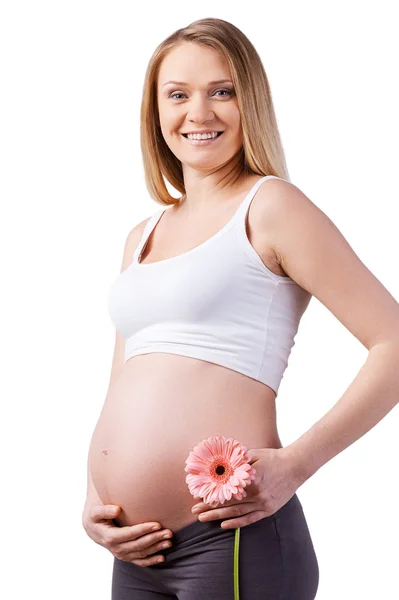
[281,443,315,486]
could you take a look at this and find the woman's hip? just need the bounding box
[112,493,319,599]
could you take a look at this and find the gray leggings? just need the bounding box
[111,493,319,599]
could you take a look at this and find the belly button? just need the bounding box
[102,449,108,456]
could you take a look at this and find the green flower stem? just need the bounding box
[234,527,240,600]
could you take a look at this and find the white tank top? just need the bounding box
[107,175,311,396]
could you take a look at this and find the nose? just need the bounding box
[187,93,215,124]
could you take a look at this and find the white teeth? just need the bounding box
[186,132,220,140]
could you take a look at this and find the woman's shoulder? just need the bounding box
[121,214,156,269]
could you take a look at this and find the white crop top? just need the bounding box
[107,175,311,396]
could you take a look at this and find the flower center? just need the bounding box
[210,456,232,483]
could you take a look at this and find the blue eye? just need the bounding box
[214,89,232,97]
[168,89,233,100]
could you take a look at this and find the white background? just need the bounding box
[1,1,398,598]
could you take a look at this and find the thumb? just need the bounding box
[246,449,259,463]
[100,505,121,519]
[106,505,120,515]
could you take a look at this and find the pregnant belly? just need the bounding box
[88,353,281,532]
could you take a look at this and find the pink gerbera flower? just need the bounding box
[184,435,256,509]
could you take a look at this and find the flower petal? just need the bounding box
[185,435,256,504]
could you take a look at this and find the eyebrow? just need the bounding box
[162,79,233,88]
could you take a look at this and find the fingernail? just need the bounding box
[192,507,200,513]
[152,525,161,531]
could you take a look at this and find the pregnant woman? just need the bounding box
[82,18,399,600]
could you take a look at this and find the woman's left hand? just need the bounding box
[191,446,304,529]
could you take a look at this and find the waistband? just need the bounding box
[170,492,301,546]
[171,515,227,545]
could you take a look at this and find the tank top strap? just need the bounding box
[231,175,289,226]
[133,208,165,262]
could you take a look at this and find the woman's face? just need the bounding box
[156,42,243,172]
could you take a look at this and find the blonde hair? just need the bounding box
[140,17,290,206]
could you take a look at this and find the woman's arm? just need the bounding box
[262,179,399,481]
[285,340,399,482]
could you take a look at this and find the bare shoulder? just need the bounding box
[257,177,399,349]
[251,178,305,276]
[256,177,342,288]
[120,215,153,272]
[256,177,313,232]
[125,215,153,252]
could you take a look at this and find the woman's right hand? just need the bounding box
[82,504,173,567]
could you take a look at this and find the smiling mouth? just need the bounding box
[181,131,224,138]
